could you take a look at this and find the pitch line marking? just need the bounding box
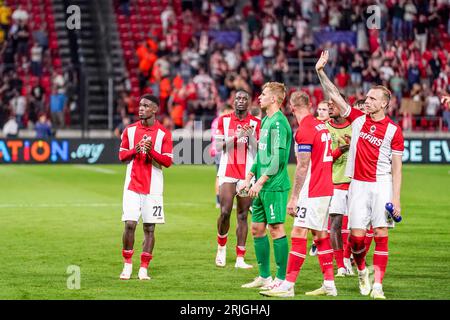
[0,202,210,208]
[74,165,117,174]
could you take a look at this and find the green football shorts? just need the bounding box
[252,190,288,224]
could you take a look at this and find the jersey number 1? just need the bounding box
[321,132,333,162]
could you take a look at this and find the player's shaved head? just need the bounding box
[289,90,310,109]
[262,82,286,105]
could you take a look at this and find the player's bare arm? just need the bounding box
[391,154,403,218]
[287,151,311,217]
[315,51,350,116]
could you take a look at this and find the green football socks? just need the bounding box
[273,236,288,280]
[254,235,271,278]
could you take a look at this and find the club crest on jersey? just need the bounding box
[370,125,376,134]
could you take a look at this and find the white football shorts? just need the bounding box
[294,195,332,231]
[122,189,165,224]
[328,188,349,216]
[218,176,240,186]
[348,176,395,229]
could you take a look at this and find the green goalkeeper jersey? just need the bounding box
[251,110,292,192]
[326,120,352,185]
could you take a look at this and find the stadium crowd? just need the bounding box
[0,0,77,138]
[1,0,449,135]
[115,0,450,132]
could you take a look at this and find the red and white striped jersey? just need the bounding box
[343,107,404,182]
[119,121,173,195]
[215,113,261,179]
[295,114,334,198]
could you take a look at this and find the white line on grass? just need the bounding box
[0,202,210,208]
[74,165,117,174]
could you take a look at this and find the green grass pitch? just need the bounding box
[0,164,449,300]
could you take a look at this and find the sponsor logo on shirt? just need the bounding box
[359,131,383,147]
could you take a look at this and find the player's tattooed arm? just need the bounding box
[315,50,350,116]
[287,151,311,216]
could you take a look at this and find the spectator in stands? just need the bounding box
[50,88,67,129]
[407,60,421,90]
[11,5,28,24]
[11,19,30,59]
[2,113,18,138]
[33,24,48,52]
[35,113,52,139]
[10,89,26,128]
[415,14,428,53]
[442,95,450,129]
[31,42,43,77]
[425,89,441,117]
[404,0,417,41]
[273,51,289,83]
[350,53,364,86]
[119,0,130,16]
[29,83,46,125]
[390,69,406,104]
[161,6,175,35]
[392,0,405,40]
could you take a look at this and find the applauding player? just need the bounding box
[316,51,404,299]
[118,94,173,280]
[214,90,261,268]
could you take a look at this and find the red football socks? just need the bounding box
[349,235,367,271]
[316,237,334,281]
[217,233,228,247]
[373,236,389,284]
[334,249,345,269]
[140,252,153,269]
[285,237,307,283]
[236,246,246,257]
[122,249,134,264]
[365,227,374,255]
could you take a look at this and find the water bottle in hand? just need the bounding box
[385,202,402,223]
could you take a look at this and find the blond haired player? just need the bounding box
[238,82,292,292]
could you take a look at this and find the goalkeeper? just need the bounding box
[238,82,292,291]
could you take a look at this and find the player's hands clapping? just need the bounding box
[135,142,142,154]
[143,139,153,154]
[237,124,254,139]
[315,50,329,72]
